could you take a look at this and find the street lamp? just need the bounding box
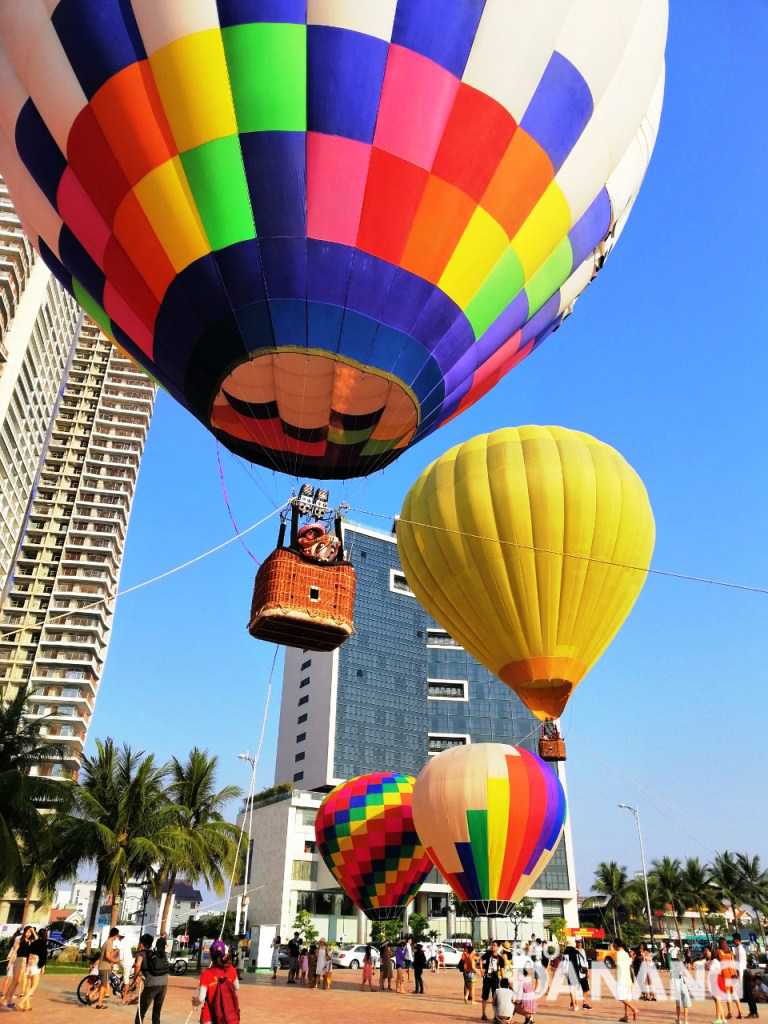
[618,803,655,944]
[237,752,258,938]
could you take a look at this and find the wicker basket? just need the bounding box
[538,736,567,762]
[247,547,356,652]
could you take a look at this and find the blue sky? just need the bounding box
[83,0,768,895]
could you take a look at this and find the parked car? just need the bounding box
[332,944,380,970]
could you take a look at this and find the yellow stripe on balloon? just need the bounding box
[132,158,209,272]
[438,206,509,311]
[511,182,571,281]
[486,775,509,899]
[149,29,238,152]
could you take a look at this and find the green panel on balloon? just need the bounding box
[72,279,112,337]
[222,23,307,132]
[526,239,573,319]
[465,246,525,337]
[467,809,490,899]
[180,136,255,251]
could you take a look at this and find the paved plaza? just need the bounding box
[15,971,746,1024]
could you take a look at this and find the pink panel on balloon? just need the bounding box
[373,44,460,171]
[56,167,110,266]
[103,282,154,357]
[448,334,533,422]
[306,132,370,247]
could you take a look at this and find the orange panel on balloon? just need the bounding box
[400,175,476,284]
[481,130,554,239]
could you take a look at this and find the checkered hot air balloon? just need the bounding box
[0,1,666,479]
[315,771,432,920]
[412,743,567,917]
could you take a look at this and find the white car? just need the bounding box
[332,944,380,969]
[437,943,463,967]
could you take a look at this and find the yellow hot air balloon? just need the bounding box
[397,426,655,745]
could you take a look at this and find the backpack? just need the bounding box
[144,949,170,977]
[207,971,240,1024]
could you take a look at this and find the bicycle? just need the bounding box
[77,965,125,1005]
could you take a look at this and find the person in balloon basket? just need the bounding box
[192,940,239,1024]
[413,943,427,994]
[481,940,507,1021]
[287,931,301,984]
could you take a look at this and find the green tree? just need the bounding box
[186,913,237,944]
[547,917,568,946]
[54,739,171,950]
[711,851,748,936]
[371,919,402,944]
[622,920,644,949]
[292,908,319,945]
[409,912,429,940]
[0,686,69,894]
[156,748,242,935]
[649,856,687,945]
[583,861,640,940]
[681,857,714,940]
[508,897,535,941]
[735,853,768,950]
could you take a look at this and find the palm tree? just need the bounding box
[735,853,768,950]
[155,748,242,935]
[680,856,714,940]
[711,851,748,937]
[649,856,687,945]
[583,861,641,940]
[0,686,70,893]
[55,739,172,950]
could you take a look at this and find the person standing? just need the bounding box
[733,936,756,1018]
[192,940,239,1023]
[718,936,743,1021]
[270,935,281,980]
[428,938,438,972]
[134,934,169,1024]
[122,934,150,1006]
[404,936,414,982]
[360,945,375,992]
[395,941,406,993]
[0,930,22,1004]
[574,938,592,1009]
[614,940,638,1022]
[670,943,692,1024]
[299,947,308,986]
[379,942,393,991]
[413,943,427,994]
[315,939,332,990]
[563,938,583,1011]
[462,944,481,1005]
[481,940,506,1022]
[16,928,47,1012]
[286,931,300,984]
[96,927,123,1010]
[0,927,29,1008]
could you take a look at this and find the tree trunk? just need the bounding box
[110,891,120,928]
[159,869,177,937]
[85,867,105,956]
[613,905,621,941]
[21,875,35,924]
[699,905,709,944]
[752,906,767,954]
[673,912,682,947]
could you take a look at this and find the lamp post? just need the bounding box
[619,803,655,944]
[237,751,258,938]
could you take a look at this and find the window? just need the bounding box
[304,840,316,855]
[427,679,468,701]
[291,860,317,882]
[298,808,316,827]
[296,732,306,743]
[541,898,565,918]
[295,752,305,763]
[299,677,310,688]
[389,568,415,597]
[293,771,304,783]
[298,695,309,707]
[300,659,311,670]
[426,628,461,648]
[297,713,307,724]
[428,733,469,754]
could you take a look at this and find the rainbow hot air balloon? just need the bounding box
[397,427,655,733]
[412,742,566,916]
[0,2,666,479]
[314,771,432,920]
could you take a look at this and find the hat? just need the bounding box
[502,941,513,952]
[210,939,227,957]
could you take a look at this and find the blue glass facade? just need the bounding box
[334,524,569,891]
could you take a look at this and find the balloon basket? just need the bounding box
[366,906,406,922]
[247,548,355,652]
[538,736,567,761]
[464,900,519,918]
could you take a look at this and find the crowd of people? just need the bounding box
[0,925,48,1011]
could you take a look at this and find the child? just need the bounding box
[438,947,446,972]
[308,945,317,989]
[515,968,538,1024]
[300,948,308,986]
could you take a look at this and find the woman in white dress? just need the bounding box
[614,940,638,1022]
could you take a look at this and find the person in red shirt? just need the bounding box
[192,941,239,1023]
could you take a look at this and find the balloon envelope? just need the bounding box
[398,426,655,720]
[0,2,666,478]
[315,771,432,920]
[412,742,566,916]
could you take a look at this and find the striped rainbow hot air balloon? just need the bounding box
[0,1,667,479]
[412,743,566,916]
[315,771,432,920]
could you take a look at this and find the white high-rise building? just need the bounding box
[0,175,156,782]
